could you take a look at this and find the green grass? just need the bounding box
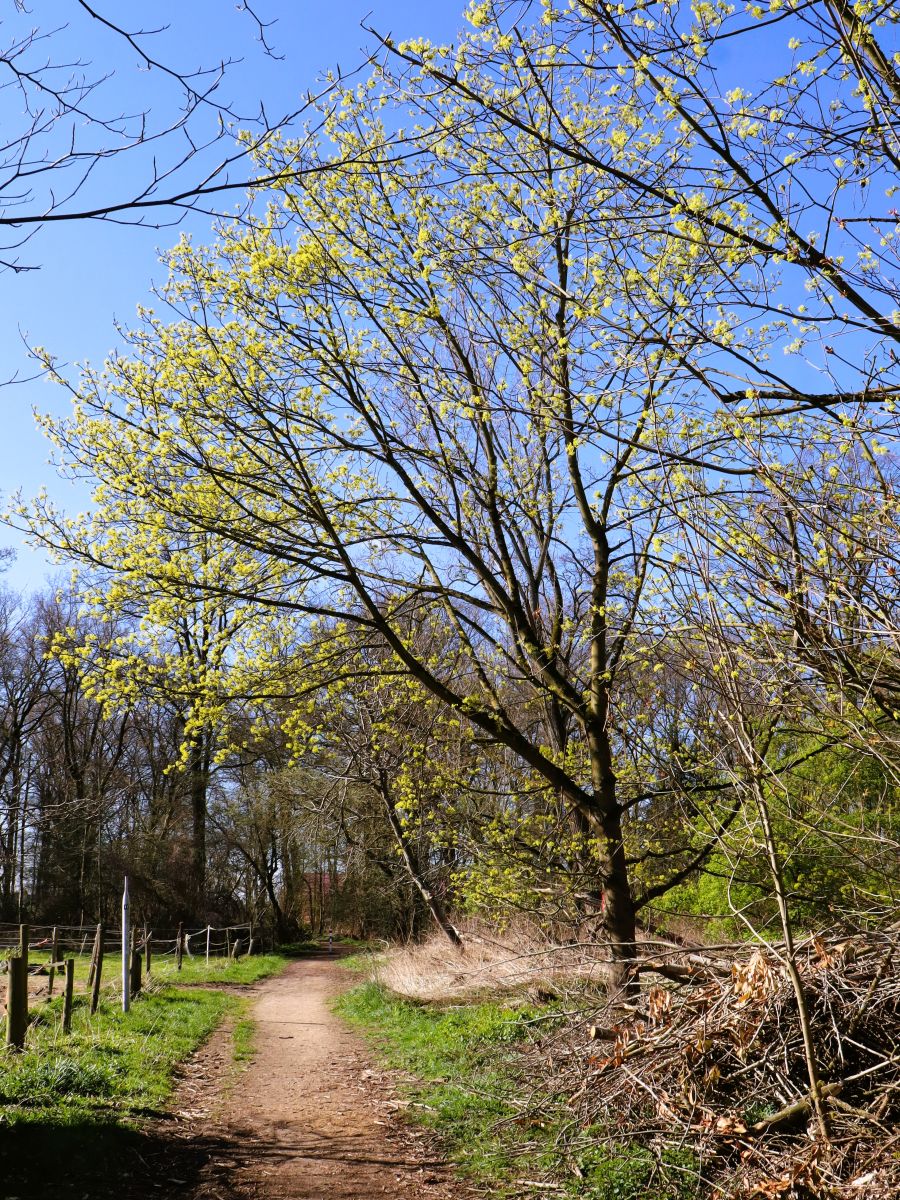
[0,951,290,1125]
[30,948,288,987]
[232,1010,255,1063]
[0,947,289,1198]
[0,985,235,1127]
[335,982,702,1200]
[337,948,385,973]
[151,951,289,985]
[45,949,125,986]
[335,981,550,1193]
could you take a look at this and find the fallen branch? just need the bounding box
[750,1082,844,1133]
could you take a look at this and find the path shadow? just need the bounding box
[0,1118,455,1200]
[0,1118,243,1200]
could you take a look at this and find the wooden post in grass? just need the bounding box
[225,927,231,960]
[5,954,27,1049]
[16,924,28,1027]
[247,937,256,957]
[62,959,75,1033]
[90,925,104,1014]
[176,922,184,971]
[205,924,211,967]
[144,925,152,976]
[47,926,59,999]
[130,948,142,997]
[121,877,130,1014]
[87,923,101,988]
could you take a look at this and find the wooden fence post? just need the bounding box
[5,954,27,1050]
[121,876,130,1014]
[90,925,104,1014]
[47,926,59,999]
[62,959,75,1033]
[144,924,151,975]
[176,922,184,971]
[87,923,101,988]
[130,948,142,998]
[16,924,28,1028]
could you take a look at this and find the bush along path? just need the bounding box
[1,952,470,1200]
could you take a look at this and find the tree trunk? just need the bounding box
[264,870,290,942]
[188,736,208,912]
[379,775,462,948]
[598,803,638,994]
[586,731,638,996]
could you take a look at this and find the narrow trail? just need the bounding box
[169,957,472,1200]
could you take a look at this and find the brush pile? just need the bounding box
[529,926,899,1198]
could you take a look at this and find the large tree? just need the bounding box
[18,0,900,988]
[19,58,751,993]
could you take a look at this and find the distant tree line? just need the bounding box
[0,575,468,939]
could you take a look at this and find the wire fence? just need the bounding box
[0,922,255,964]
[1,918,260,1048]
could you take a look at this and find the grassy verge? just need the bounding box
[335,981,701,1200]
[0,983,237,1198]
[29,948,289,988]
[0,985,236,1128]
[232,1010,255,1063]
[335,981,551,1194]
[152,951,289,985]
[338,948,385,974]
[0,954,289,1123]
[0,951,287,1197]
[0,953,290,1124]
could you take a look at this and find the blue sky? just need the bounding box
[0,0,468,593]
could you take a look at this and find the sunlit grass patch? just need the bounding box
[0,985,235,1126]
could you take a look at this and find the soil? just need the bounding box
[150,954,473,1200]
[0,954,473,1200]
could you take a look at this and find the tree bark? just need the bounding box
[187,735,209,912]
[585,731,638,996]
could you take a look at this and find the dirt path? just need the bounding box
[169,956,471,1200]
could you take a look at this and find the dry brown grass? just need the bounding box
[370,918,613,1003]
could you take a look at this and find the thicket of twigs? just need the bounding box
[523,926,899,1198]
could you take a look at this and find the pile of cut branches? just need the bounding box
[526,927,899,1198]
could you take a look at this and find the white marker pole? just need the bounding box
[121,876,130,1013]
